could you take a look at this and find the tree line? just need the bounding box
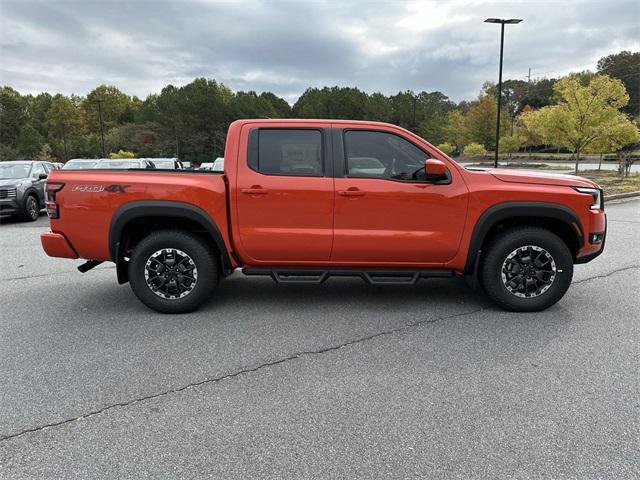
[1,51,637,170]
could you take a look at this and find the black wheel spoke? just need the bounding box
[502,245,556,298]
[145,248,198,300]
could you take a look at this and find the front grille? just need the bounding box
[0,188,17,199]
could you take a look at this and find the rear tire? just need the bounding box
[480,227,573,312]
[128,230,220,313]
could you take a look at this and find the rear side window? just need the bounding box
[251,129,323,176]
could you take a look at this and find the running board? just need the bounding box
[242,268,454,285]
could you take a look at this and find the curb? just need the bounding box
[604,191,640,201]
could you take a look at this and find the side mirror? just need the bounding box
[425,159,447,177]
[38,173,48,180]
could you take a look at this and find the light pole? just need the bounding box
[93,98,106,158]
[484,18,522,168]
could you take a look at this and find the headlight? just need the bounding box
[574,187,603,210]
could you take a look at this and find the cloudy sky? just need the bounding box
[1,0,638,103]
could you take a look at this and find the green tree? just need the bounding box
[516,105,544,156]
[0,86,28,151]
[442,110,468,151]
[45,94,84,160]
[597,51,639,117]
[231,91,278,119]
[82,85,132,136]
[25,92,53,137]
[499,134,523,160]
[364,92,392,122]
[586,115,640,176]
[16,124,44,158]
[523,74,630,174]
[259,92,291,117]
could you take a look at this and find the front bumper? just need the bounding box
[575,210,607,264]
[41,232,78,259]
[0,197,20,215]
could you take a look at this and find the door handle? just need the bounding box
[338,189,365,197]
[241,187,268,195]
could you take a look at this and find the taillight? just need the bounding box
[45,182,65,219]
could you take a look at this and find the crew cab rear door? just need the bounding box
[235,123,334,263]
[331,126,468,265]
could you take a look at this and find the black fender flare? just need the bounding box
[23,187,41,207]
[109,200,232,279]
[464,201,584,274]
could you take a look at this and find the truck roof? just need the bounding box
[230,118,398,128]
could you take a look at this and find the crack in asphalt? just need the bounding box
[0,306,484,442]
[572,265,640,284]
[2,266,115,282]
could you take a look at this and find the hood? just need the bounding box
[0,178,28,188]
[486,169,598,188]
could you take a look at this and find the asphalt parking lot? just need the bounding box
[1,200,638,479]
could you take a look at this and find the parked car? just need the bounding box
[50,162,64,170]
[63,159,100,170]
[41,119,606,313]
[212,157,224,172]
[93,159,156,169]
[199,158,224,171]
[0,160,53,221]
[148,158,183,169]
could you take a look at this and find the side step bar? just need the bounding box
[242,268,454,285]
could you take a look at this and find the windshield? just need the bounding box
[0,163,31,179]
[94,160,141,169]
[63,160,98,170]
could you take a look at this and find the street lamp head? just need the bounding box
[484,18,523,24]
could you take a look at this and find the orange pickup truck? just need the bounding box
[41,119,606,313]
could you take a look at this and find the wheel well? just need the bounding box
[119,216,218,258]
[114,215,228,284]
[24,189,39,203]
[481,216,580,259]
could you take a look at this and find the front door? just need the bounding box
[236,125,334,263]
[331,128,468,265]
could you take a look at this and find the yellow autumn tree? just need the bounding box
[523,74,630,174]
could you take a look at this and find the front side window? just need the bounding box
[344,130,430,181]
[255,129,322,176]
[31,163,46,178]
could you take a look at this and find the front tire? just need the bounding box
[128,230,220,313]
[480,227,573,312]
[21,194,40,222]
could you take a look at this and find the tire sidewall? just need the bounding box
[23,194,39,221]
[129,231,219,313]
[481,228,574,311]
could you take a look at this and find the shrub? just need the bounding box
[463,143,488,157]
[110,149,136,159]
[437,143,455,155]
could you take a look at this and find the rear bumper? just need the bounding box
[41,232,78,259]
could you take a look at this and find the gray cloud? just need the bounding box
[1,0,638,103]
